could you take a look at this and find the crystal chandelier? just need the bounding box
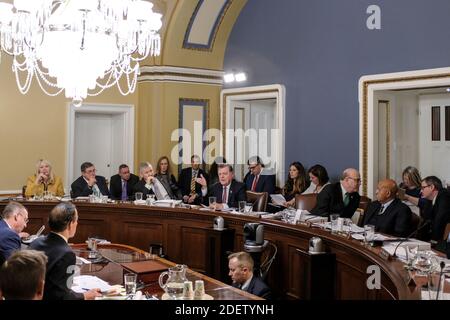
[0,0,162,107]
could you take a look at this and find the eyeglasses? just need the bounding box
[17,213,29,223]
[248,165,257,170]
[420,184,431,190]
[348,177,362,183]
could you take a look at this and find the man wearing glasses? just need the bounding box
[243,156,276,195]
[311,168,361,218]
[70,162,110,198]
[0,201,30,265]
[419,176,450,242]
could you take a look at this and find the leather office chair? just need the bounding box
[443,223,450,240]
[409,213,421,237]
[259,241,277,281]
[246,191,268,212]
[358,196,371,213]
[295,193,317,211]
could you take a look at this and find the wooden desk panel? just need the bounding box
[1,200,423,300]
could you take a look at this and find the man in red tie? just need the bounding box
[243,156,276,195]
[209,164,246,209]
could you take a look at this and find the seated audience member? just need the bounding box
[302,164,330,195]
[133,162,173,200]
[25,159,64,198]
[243,156,276,195]
[282,162,308,207]
[0,202,29,265]
[209,164,246,209]
[310,168,361,218]
[228,251,271,299]
[208,156,227,189]
[109,164,139,201]
[178,155,208,205]
[363,179,412,237]
[399,166,425,206]
[29,203,101,300]
[70,162,110,198]
[155,156,182,200]
[420,176,450,242]
[0,250,47,300]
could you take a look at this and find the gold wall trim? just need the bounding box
[361,72,450,195]
[183,0,233,52]
[378,100,390,179]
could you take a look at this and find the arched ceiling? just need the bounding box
[143,0,247,72]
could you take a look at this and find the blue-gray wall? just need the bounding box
[224,0,450,179]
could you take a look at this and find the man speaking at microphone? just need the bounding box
[363,179,412,237]
[209,164,246,209]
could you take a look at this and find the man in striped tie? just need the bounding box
[178,155,208,205]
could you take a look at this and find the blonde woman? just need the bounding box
[25,159,64,198]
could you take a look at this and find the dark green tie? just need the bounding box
[343,193,350,206]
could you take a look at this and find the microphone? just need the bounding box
[392,220,431,258]
[435,261,445,300]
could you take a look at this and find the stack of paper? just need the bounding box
[71,275,113,293]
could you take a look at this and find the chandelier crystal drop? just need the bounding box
[0,0,162,107]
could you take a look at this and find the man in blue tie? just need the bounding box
[109,164,139,201]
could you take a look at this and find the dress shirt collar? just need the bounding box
[379,198,395,214]
[340,182,347,199]
[241,275,253,291]
[432,193,438,206]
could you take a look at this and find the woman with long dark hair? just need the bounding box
[282,162,308,207]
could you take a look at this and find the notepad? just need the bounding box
[121,260,168,274]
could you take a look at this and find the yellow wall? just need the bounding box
[0,0,247,192]
[0,54,138,191]
[137,81,221,176]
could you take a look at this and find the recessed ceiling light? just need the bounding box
[224,73,235,83]
[446,88,450,92]
[235,72,247,82]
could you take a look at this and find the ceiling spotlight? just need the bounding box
[224,73,235,83]
[446,88,450,92]
[235,72,247,82]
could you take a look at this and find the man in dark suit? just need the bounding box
[420,176,450,242]
[363,179,412,237]
[109,164,139,200]
[209,164,246,209]
[70,162,110,198]
[310,168,361,218]
[228,251,271,299]
[178,155,208,205]
[133,162,173,200]
[29,203,101,300]
[0,250,47,300]
[0,202,29,265]
[243,156,276,195]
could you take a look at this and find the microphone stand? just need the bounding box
[435,261,445,300]
[392,220,430,258]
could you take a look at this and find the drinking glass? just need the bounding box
[330,214,340,234]
[124,273,137,296]
[238,201,246,213]
[135,192,143,201]
[363,224,375,245]
[245,203,253,213]
[428,271,444,300]
[209,197,217,210]
[413,251,433,275]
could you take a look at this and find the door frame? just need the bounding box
[66,103,135,191]
[220,84,286,186]
[359,66,450,197]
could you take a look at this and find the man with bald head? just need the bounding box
[311,168,361,218]
[363,179,412,237]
